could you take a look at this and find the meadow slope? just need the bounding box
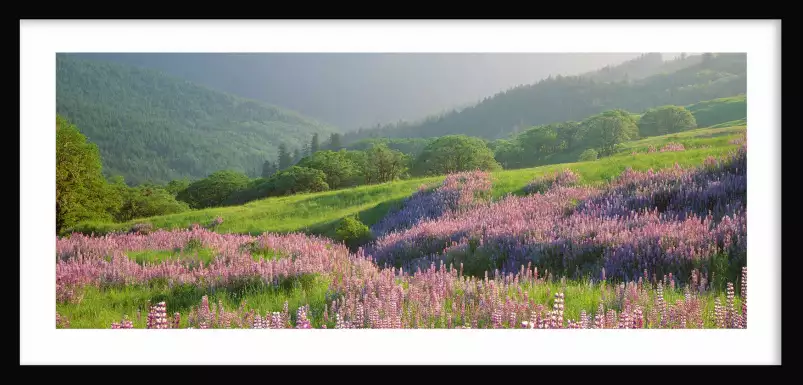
[57,131,748,329]
[70,125,745,238]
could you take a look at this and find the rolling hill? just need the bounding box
[342,53,746,142]
[56,54,341,185]
[70,124,746,238]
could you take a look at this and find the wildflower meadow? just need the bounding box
[56,144,747,329]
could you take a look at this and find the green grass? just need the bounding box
[624,95,746,131]
[708,118,746,129]
[127,248,218,265]
[74,176,443,237]
[486,129,744,198]
[57,274,331,329]
[686,94,746,128]
[59,123,747,329]
[517,280,741,328]
[618,125,745,151]
[72,125,745,238]
[57,275,738,328]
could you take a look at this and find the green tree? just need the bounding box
[583,110,639,157]
[265,166,329,196]
[363,143,409,184]
[490,139,524,169]
[311,133,320,153]
[414,135,501,176]
[165,178,190,196]
[261,160,277,178]
[278,144,293,170]
[176,170,251,209]
[638,105,697,137]
[56,115,121,234]
[221,178,270,206]
[578,149,598,162]
[555,121,583,152]
[516,125,564,165]
[296,150,361,189]
[327,133,343,151]
[115,184,190,222]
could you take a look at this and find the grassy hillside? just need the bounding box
[686,94,747,128]
[70,124,745,238]
[56,54,341,185]
[343,53,746,142]
[506,102,746,168]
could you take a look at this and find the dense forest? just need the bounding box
[56,54,341,185]
[69,52,647,130]
[341,53,745,143]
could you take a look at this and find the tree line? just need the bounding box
[57,103,709,234]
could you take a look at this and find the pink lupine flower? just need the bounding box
[714,298,725,328]
[210,216,224,228]
[741,267,747,328]
[146,301,168,329]
[659,142,685,152]
[726,282,736,328]
[74,147,746,331]
[111,315,134,329]
[56,312,70,328]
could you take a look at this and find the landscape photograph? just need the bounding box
[21,20,780,365]
[54,51,748,330]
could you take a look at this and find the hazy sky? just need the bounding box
[73,53,676,129]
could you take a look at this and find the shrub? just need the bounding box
[296,150,362,189]
[115,185,191,222]
[221,178,271,206]
[638,105,697,137]
[335,216,373,250]
[176,170,251,209]
[265,166,330,196]
[578,149,598,162]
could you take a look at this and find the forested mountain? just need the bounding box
[580,52,703,83]
[56,54,340,185]
[342,53,745,143]
[69,52,646,130]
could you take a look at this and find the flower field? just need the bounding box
[56,144,747,329]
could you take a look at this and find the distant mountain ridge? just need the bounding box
[579,52,704,82]
[342,53,744,143]
[56,54,341,185]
